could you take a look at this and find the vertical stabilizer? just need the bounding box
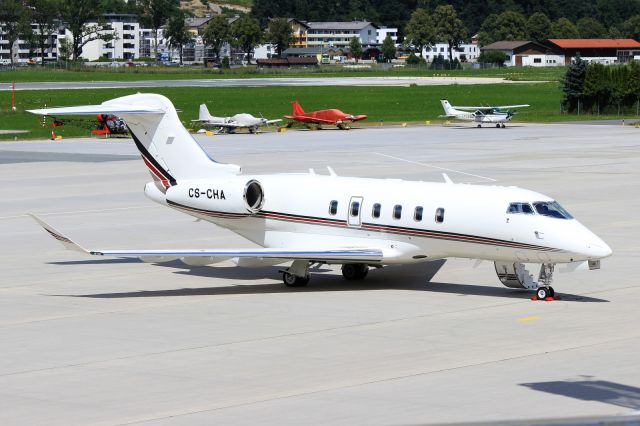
[440,99,456,116]
[292,100,305,116]
[199,104,213,121]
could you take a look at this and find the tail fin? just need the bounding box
[28,94,240,191]
[198,104,213,121]
[292,100,305,116]
[440,99,456,116]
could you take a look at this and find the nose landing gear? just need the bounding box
[534,263,556,300]
[494,261,559,300]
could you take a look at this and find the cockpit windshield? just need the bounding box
[533,201,573,219]
[507,202,534,214]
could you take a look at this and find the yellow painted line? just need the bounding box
[518,316,540,322]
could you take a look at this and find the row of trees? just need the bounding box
[478,11,640,45]
[562,57,640,114]
[251,0,640,38]
[404,6,466,62]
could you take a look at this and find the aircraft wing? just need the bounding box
[266,119,282,124]
[31,215,383,263]
[495,104,529,109]
[284,115,338,124]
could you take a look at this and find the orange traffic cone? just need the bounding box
[51,130,55,140]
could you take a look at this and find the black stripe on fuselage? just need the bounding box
[129,128,177,187]
[166,201,561,253]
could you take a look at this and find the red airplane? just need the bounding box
[284,101,367,130]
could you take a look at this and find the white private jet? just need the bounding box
[192,104,281,134]
[440,99,529,128]
[28,94,611,299]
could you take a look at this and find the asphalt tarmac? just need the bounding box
[2,76,543,91]
[0,122,638,425]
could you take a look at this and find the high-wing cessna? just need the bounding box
[28,94,611,299]
[192,104,281,134]
[440,99,529,128]
[284,100,367,130]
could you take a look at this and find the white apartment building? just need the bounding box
[74,14,141,61]
[0,23,64,64]
[376,27,398,44]
[423,42,480,62]
[305,21,378,47]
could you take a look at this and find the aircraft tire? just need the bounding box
[536,287,550,299]
[496,124,500,128]
[342,263,368,280]
[283,272,309,287]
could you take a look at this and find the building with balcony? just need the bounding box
[73,14,141,61]
[305,21,378,47]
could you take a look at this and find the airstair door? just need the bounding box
[348,196,363,227]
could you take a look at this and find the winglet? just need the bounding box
[28,214,89,253]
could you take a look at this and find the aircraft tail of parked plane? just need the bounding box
[440,99,461,117]
[292,100,305,116]
[198,104,215,122]
[29,94,240,191]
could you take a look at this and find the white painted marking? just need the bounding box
[373,152,497,182]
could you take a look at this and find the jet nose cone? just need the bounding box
[587,240,613,259]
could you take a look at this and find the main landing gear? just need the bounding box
[281,262,370,287]
[495,123,506,128]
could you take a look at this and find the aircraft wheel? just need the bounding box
[283,272,309,287]
[477,124,481,128]
[548,286,555,297]
[501,124,506,128]
[496,123,500,128]
[342,263,368,280]
[536,287,550,299]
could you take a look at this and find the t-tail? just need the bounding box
[292,100,305,116]
[28,94,240,192]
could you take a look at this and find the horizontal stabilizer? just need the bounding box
[27,104,164,116]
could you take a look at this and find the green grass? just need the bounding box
[1,83,634,140]
[0,65,566,83]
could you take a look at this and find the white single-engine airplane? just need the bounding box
[192,104,281,134]
[440,99,529,128]
[29,94,611,299]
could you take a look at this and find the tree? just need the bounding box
[60,0,113,60]
[140,0,179,61]
[478,14,499,46]
[266,17,293,57]
[404,8,434,57]
[623,15,640,40]
[583,63,609,113]
[28,0,60,66]
[561,54,588,112]
[527,12,551,43]
[551,18,580,39]
[381,34,396,62]
[477,50,507,66]
[493,11,528,41]
[203,15,231,61]
[433,5,467,62]
[0,0,28,65]
[165,10,191,65]
[349,36,363,62]
[231,15,263,64]
[577,17,606,38]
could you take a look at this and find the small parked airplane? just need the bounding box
[28,94,611,299]
[192,104,281,134]
[284,100,367,130]
[440,99,529,128]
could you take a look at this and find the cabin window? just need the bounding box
[329,200,338,215]
[350,201,360,217]
[435,207,445,223]
[414,206,423,221]
[393,205,402,220]
[372,203,381,218]
[507,202,534,214]
[533,201,573,219]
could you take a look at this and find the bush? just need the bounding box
[406,52,425,65]
[477,50,507,66]
[222,57,230,69]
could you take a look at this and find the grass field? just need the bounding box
[1,83,634,140]
[0,65,566,83]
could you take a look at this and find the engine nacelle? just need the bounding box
[164,178,265,215]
